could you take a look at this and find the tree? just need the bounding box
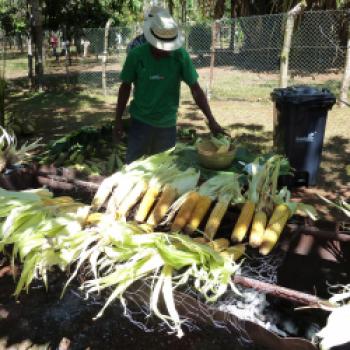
[27,0,44,90]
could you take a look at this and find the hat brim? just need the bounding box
[143,21,184,51]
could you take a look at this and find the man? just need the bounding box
[49,33,59,62]
[115,7,225,164]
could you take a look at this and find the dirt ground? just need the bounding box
[0,272,248,350]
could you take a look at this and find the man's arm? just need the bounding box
[190,82,226,135]
[114,82,132,142]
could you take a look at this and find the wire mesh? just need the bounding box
[3,10,349,100]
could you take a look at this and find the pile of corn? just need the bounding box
[0,186,243,338]
[91,149,316,256]
[0,146,317,338]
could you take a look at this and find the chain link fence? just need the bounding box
[4,10,349,102]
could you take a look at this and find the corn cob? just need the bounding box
[204,201,229,240]
[147,185,178,226]
[52,196,75,204]
[105,180,135,215]
[118,180,148,217]
[135,186,161,222]
[259,204,290,255]
[207,238,230,252]
[85,212,104,225]
[171,191,200,231]
[249,211,267,248]
[231,201,255,242]
[192,237,207,244]
[138,223,154,233]
[185,195,212,234]
[221,244,246,261]
[92,172,123,209]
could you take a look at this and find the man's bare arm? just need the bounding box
[190,82,225,135]
[114,82,132,141]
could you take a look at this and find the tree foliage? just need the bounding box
[0,0,348,33]
[0,0,26,35]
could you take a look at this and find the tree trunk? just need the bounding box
[214,0,225,19]
[27,33,34,89]
[181,0,186,23]
[30,0,44,91]
[168,0,174,15]
[102,18,113,96]
[340,18,350,107]
[0,36,5,127]
[279,1,307,88]
[230,0,238,50]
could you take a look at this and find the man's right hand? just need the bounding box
[113,119,124,143]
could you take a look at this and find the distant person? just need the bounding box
[61,39,67,56]
[115,32,122,47]
[115,7,225,163]
[50,34,59,62]
[81,38,90,57]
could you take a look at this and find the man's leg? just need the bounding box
[125,119,153,164]
[150,125,177,155]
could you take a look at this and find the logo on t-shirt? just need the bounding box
[149,74,165,80]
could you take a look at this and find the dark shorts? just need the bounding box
[125,119,176,164]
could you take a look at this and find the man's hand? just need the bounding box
[208,120,229,136]
[113,119,124,143]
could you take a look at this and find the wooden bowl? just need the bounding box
[196,139,235,170]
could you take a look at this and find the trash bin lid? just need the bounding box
[271,85,336,105]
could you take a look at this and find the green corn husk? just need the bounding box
[65,220,239,338]
[0,188,85,295]
[0,126,42,172]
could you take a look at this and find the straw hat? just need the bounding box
[144,6,164,21]
[143,8,184,51]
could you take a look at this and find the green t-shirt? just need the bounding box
[120,43,199,127]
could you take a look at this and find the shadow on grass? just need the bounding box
[9,70,122,93]
[226,122,273,154]
[6,80,114,142]
[318,135,350,192]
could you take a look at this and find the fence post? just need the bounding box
[102,18,113,96]
[279,1,306,88]
[340,14,350,108]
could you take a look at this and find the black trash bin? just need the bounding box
[271,86,336,186]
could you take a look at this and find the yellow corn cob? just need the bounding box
[85,212,104,225]
[138,223,154,233]
[192,237,207,244]
[249,211,267,248]
[118,180,148,217]
[231,201,256,242]
[171,191,200,231]
[24,188,53,199]
[221,244,246,261]
[52,196,75,204]
[147,184,178,226]
[207,238,230,252]
[204,201,229,240]
[135,186,161,222]
[42,198,57,206]
[185,195,212,234]
[259,204,290,255]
